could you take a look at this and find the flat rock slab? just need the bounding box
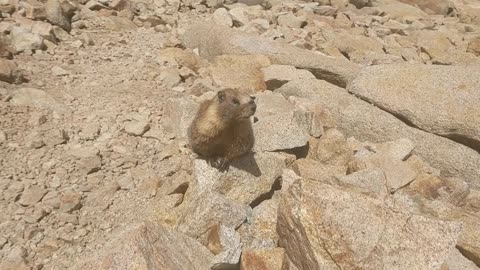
[277,79,480,189]
[348,64,480,152]
[181,21,360,87]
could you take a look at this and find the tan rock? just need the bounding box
[252,92,310,152]
[177,191,250,240]
[292,158,346,184]
[467,37,480,56]
[158,47,201,72]
[182,21,360,87]
[0,59,24,84]
[348,64,480,152]
[240,248,287,270]
[442,248,480,270]
[397,0,456,15]
[277,179,463,270]
[409,174,470,206]
[238,196,279,250]
[73,222,214,270]
[192,152,287,205]
[457,215,480,267]
[261,64,314,90]
[336,168,388,199]
[207,224,242,267]
[307,129,352,166]
[209,54,270,93]
[277,79,480,188]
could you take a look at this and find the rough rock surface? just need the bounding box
[1,0,480,268]
[348,64,480,152]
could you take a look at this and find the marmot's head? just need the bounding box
[215,88,256,122]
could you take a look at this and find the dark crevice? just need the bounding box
[456,245,480,268]
[348,92,480,154]
[249,177,282,209]
[275,142,310,160]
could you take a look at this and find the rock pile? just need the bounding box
[1,0,480,269]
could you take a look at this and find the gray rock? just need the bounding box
[277,179,463,270]
[348,64,480,152]
[276,79,480,189]
[181,21,360,87]
[253,92,310,152]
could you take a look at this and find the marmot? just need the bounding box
[188,88,257,171]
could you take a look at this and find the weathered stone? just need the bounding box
[457,215,480,267]
[192,151,286,205]
[292,158,346,184]
[237,196,279,250]
[277,179,463,270]
[19,186,48,206]
[24,0,47,20]
[442,248,480,270]
[348,64,480,152]
[59,192,82,213]
[240,248,287,270]
[209,54,270,93]
[73,222,214,270]
[307,129,352,166]
[182,21,360,87]
[158,47,201,72]
[207,224,242,267]
[261,65,314,90]
[397,0,456,15]
[0,59,24,84]
[277,13,306,28]
[163,97,199,139]
[125,120,150,136]
[252,92,310,152]
[410,173,470,206]
[84,182,119,211]
[10,88,67,113]
[46,0,75,32]
[0,246,29,270]
[213,8,233,27]
[10,26,44,53]
[467,37,480,56]
[336,168,388,199]
[277,79,480,189]
[177,191,250,240]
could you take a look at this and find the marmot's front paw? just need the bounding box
[207,157,230,172]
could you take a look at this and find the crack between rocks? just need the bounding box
[249,177,282,209]
[346,92,480,154]
[456,245,480,268]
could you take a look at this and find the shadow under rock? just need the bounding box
[229,152,262,177]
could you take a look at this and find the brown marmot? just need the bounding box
[187,88,257,171]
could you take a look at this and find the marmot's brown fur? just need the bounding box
[187,88,257,171]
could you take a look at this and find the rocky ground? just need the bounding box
[1,0,480,269]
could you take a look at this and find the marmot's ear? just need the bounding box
[217,90,225,103]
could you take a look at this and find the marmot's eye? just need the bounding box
[232,99,240,105]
